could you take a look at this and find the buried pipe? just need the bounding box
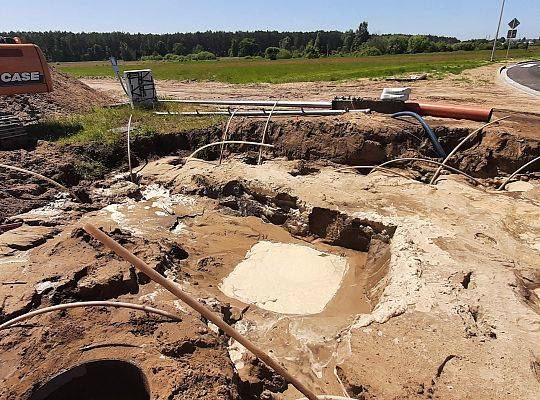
[186,141,274,163]
[219,108,239,165]
[430,116,511,185]
[258,101,279,165]
[391,111,446,158]
[83,224,321,400]
[497,156,540,191]
[334,165,412,180]
[0,301,182,330]
[0,163,82,203]
[367,157,485,187]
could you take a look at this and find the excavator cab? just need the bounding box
[0,37,53,95]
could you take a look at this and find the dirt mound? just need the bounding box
[1,67,114,123]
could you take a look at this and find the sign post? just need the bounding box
[506,18,520,59]
[490,0,506,61]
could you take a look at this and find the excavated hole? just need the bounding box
[29,360,150,400]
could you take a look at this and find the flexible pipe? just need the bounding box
[186,141,274,163]
[219,108,239,165]
[160,99,333,108]
[127,114,134,182]
[366,157,485,187]
[0,163,82,203]
[155,110,353,117]
[258,101,279,165]
[430,116,510,185]
[391,111,446,158]
[334,165,412,180]
[83,224,320,400]
[0,301,182,330]
[497,156,540,190]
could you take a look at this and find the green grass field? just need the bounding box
[57,48,540,84]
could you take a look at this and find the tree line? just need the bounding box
[3,23,536,62]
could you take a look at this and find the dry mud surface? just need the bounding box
[1,64,540,399]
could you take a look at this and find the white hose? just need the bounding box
[186,141,274,163]
[219,108,240,165]
[0,301,182,330]
[335,165,412,180]
[258,101,279,165]
[430,116,510,184]
[366,157,485,187]
[497,155,540,190]
[0,163,82,202]
[127,114,134,182]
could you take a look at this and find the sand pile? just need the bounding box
[220,241,349,315]
[1,67,114,123]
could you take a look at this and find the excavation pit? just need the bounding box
[29,360,150,400]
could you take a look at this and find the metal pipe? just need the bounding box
[186,140,275,163]
[219,108,239,165]
[0,301,182,330]
[0,163,82,203]
[155,110,354,117]
[430,116,510,185]
[159,99,333,108]
[258,101,279,165]
[83,224,321,400]
[498,156,540,190]
[367,157,485,187]
[391,111,446,158]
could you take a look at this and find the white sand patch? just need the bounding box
[220,241,349,315]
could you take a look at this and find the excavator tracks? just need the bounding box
[0,112,27,150]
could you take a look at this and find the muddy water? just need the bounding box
[85,185,386,397]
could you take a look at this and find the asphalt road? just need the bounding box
[506,61,540,92]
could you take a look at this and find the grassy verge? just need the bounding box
[31,104,223,145]
[57,48,540,84]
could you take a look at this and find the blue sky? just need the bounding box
[2,0,539,39]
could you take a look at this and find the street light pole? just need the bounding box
[490,0,506,61]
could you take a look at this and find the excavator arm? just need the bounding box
[0,37,53,96]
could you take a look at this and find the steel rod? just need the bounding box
[83,224,321,400]
[187,140,275,163]
[219,108,239,165]
[159,99,333,108]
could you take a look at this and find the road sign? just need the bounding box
[508,18,520,29]
[507,29,518,39]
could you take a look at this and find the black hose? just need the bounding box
[392,111,447,158]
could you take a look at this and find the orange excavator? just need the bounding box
[0,36,53,148]
[0,36,52,95]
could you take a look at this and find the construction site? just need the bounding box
[1,31,540,400]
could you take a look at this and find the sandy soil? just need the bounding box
[1,63,539,399]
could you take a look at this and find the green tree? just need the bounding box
[172,42,187,55]
[193,44,204,53]
[238,38,258,57]
[265,47,280,60]
[386,36,408,54]
[304,40,320,58]
[229,38,239,57]
[314,32,322,53]
[279,36,292,50]
[407,35,433,53]
[352,21,370,50]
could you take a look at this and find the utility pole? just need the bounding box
[490,0,506,61]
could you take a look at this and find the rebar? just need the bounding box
[127,114,134,182]
[219,108,239,165]
[335,165,412,180]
